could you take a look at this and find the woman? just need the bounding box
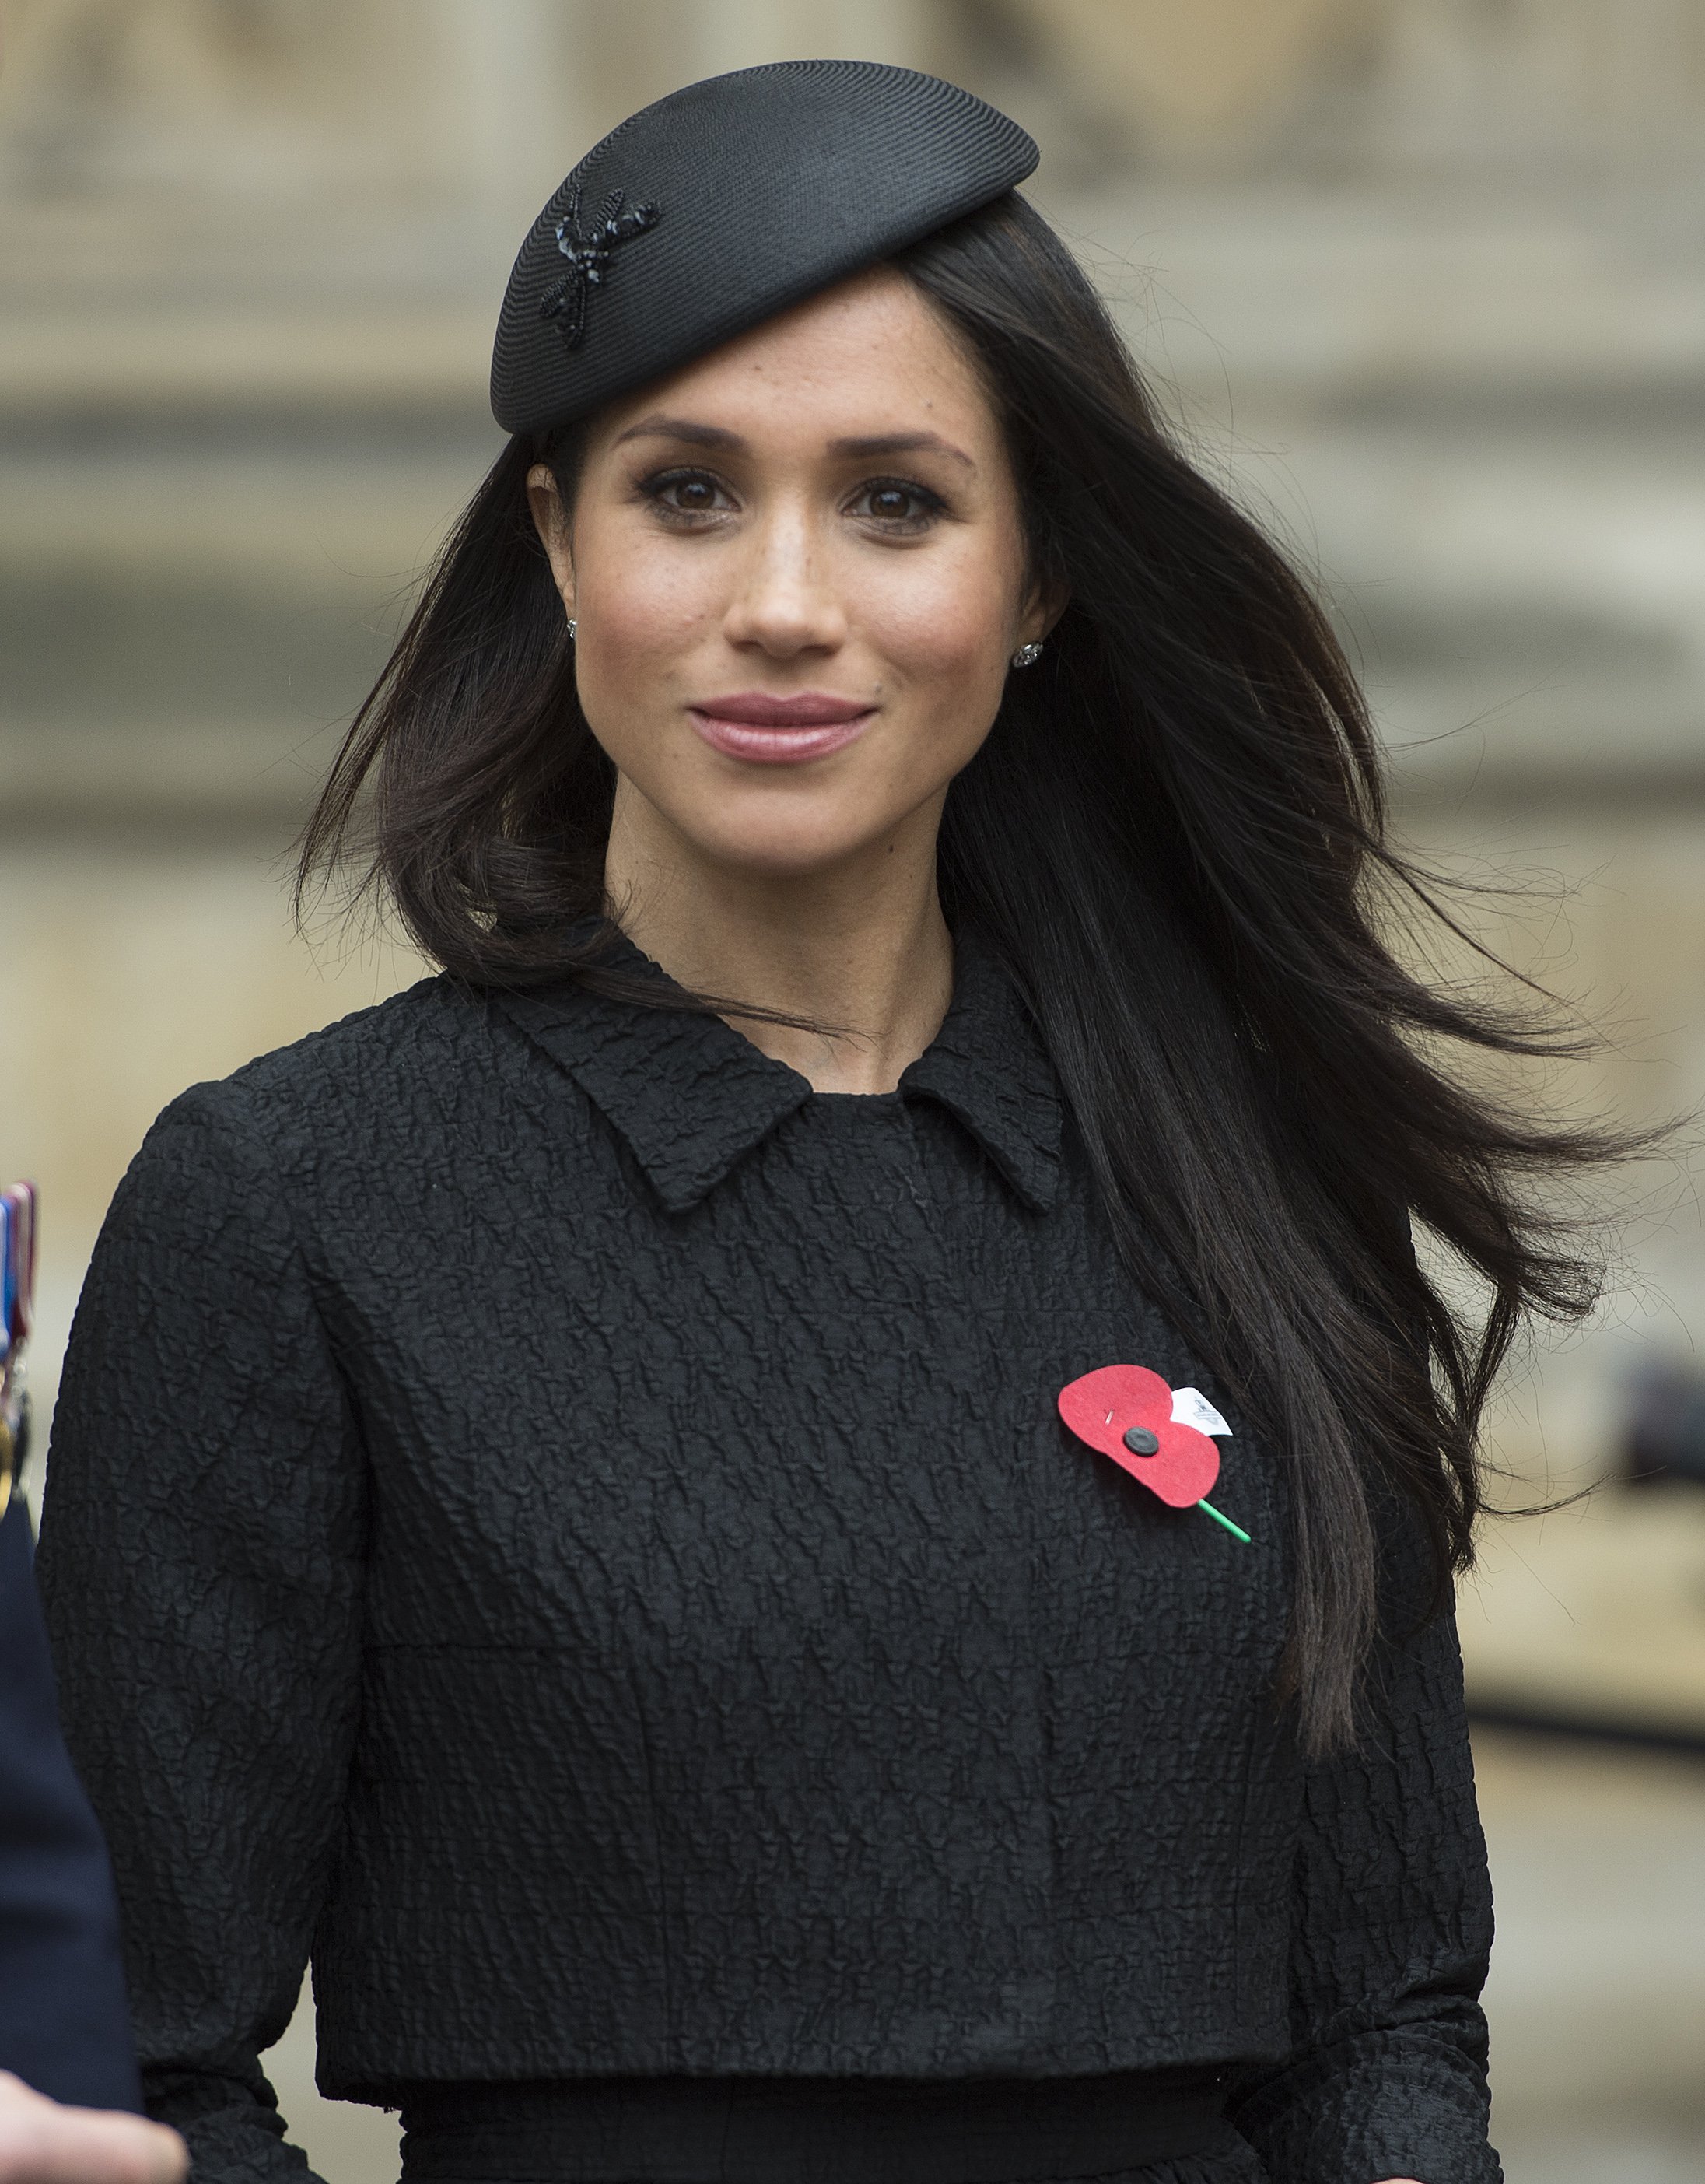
[38,59,1602,2184]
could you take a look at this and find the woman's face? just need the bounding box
[527,265,1053,883]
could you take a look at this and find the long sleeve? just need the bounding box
[34,1082,366,2184]
[1226,1537,1499,2184]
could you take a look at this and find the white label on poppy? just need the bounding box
[1171,1386,1231,1438]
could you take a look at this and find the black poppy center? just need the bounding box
[1122,1426,1161,1457]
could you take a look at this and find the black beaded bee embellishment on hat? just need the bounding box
[538,184,661,349]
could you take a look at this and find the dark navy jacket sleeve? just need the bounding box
[1226,1573,1500,2184]
[0,1490,142,2112]
[36,1084,366,2184]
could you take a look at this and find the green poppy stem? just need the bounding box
[1196,1499,1251,1544]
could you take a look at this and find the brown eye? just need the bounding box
[645,468,730,517]
[851,475,943,526]
[853,479,944,528]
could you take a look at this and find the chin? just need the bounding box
[685,809,895,881]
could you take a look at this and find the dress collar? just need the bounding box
[893,930,1062,1215]
[493,920,1062,1216]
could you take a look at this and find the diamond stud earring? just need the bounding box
[565,619,577,641]
[1010,641,1043,668]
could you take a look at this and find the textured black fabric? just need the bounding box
[489,62,1038,436]
[37,921,1499,2184]
[396,2065,1234,2182]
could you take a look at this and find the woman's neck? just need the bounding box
[603,782,954,1095]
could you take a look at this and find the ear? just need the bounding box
[527,463,577,619]
[1016,573,1070,652]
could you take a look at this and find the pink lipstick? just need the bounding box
[688,691,876,764]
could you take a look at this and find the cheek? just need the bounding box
[869,548,1019,717]
[570,522,716,703]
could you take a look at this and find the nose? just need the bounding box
[719,501,849,660]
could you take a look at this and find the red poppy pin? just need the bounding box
[1057,1365,1251,1543]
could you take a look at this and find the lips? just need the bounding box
[688,690,876,764]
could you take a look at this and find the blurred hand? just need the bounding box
[0,2074,185,2184]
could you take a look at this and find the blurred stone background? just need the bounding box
[2,3,1703,2179]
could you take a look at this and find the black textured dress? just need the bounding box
[36,923,1500,2184]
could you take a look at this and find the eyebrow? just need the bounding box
[611,414,975,470]
[829,430,975,471]
[612,415,743,452]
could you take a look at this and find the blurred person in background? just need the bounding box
[31,58,1632,2184]
[1,1344,185,2184]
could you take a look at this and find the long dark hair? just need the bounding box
[301,191,1617,1750]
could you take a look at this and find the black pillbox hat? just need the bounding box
[490,59,1038,439]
